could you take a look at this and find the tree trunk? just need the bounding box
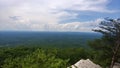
[110,54,115,68]
[110,41,120,68]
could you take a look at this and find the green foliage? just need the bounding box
[0,46,109,68]
[0,46,96,68]
[0,47,34,67]
[88,38,112,67]
[57,48,88,65]
[1,48,68,68]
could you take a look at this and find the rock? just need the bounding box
[68,59,101,68]
[113,63,120,68]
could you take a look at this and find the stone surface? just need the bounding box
[113,63,120,68]
[68,59,101,68]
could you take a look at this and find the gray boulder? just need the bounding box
[68,59,101,68]
[113,63,120,68]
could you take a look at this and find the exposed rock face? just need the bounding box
[68,59,101,68]
[113,63,120,68]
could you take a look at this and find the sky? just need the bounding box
[0,0,120,32]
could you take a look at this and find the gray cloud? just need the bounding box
[9,16,21,20]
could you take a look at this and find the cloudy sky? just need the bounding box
[0,0,120,32]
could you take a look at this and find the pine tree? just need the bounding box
[92,18,120,68]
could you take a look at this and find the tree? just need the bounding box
[92,18,120,68]
[2,48,68,68]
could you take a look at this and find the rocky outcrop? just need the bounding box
[113,63,120,68]
[68,59,101,68]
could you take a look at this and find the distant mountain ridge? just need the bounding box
[0,32,101,47]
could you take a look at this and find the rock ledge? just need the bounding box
[68,59,101,68]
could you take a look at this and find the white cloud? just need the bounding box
[0,0,116,31]
[6,18,102,32]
